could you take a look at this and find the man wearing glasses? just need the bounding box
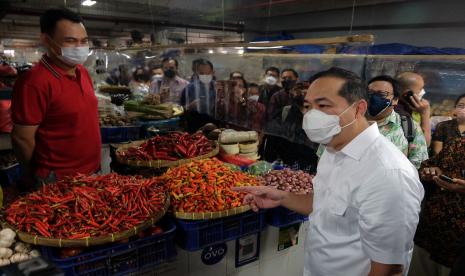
[367,75,428,169]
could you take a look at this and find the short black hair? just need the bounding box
[282,68,299,79]
[368,75,401,98]
[151,65,162,71]
[265,66,280,76]
[162,57,178,68]
[195,58,214,71]
[311,67,368,103]
[455,93,465,106]
[40,8,83,36]
[248,83,259,89]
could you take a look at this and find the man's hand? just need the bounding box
[232,186,286,212]
[433,177,465,194]
[420,167,442,181]
[368,261,403,276]
[408,95,430,116]
[186,99,200,111]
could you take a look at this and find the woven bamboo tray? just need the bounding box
[1,195,170,248]
[116,141,219,169]
[98,85,131,94]
[174,205,251,220]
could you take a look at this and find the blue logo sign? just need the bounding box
[201,243,227,265]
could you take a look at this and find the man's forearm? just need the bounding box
[11,134,35,176]
[281,192,313,216]
[420,116,432,146]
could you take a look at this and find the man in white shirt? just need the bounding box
[235,67,424,276]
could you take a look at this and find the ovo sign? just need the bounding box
[201,243,228,265]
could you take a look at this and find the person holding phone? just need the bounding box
[396,72,432,146]
[409,134,465,276]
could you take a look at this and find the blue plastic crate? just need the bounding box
[139,118,181,138]
[41,218,176,276]
[0,163,21,186]
[267,207,308,227]
[176,210,266,251]
[101,126,141,144]
[123,126,141,141]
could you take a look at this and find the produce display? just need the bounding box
[99,114,136,127]
[5,174,166,239]
[124,94,183,120]
[263,169,313,194]
[118,132,215,161]
[0,228,40,266]
[162,158,264,213]
[98,85,131,94]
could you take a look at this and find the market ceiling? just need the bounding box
[0,0,406,45]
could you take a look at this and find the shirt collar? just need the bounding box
[40,54,81,79]
[340,123,380,161]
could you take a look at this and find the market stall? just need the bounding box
[1,35,465,276]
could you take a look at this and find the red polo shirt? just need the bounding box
[12,55,101,179]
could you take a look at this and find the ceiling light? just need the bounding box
[247,46,283,49]
[82,0,97,7]
[208,49,214,54]
[237,49,244,54]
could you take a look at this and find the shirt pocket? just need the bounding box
[325,191,358,235]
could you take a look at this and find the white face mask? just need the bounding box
[265,75,277,86]
[418,88,426,100]
[302,103,356,145]
[248,95,259,102]
[59,46,89,66]
[199,74,213,84]
[151,74,163,82]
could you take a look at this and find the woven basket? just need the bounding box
[2,195,170,248]
[116,141,219,169]
[174,205,251,220]
[98,85,131,94]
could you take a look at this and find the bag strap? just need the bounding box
[400,115,415,143]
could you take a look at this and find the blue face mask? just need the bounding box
[368,94,392,117]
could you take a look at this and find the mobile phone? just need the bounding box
[404,90,415,106]
[439,174,454,183]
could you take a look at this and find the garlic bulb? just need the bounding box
[0,258,10,267]
[10,253,30,263]
[0,229,16,242]
[0,248,13,259]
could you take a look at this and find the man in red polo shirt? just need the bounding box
[11,8,100,187]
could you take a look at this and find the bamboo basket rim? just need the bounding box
[116,140,219,168]
[174,205,251,220]
[2,194,170,248]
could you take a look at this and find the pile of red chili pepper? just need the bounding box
[5,173,166,239]
[118,132,214,161]
[162,158,263,213]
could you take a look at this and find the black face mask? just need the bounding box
[164,69,176,78]
[282,80,296,91]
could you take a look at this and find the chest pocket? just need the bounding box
[329,196,349,216]
[324,188,359,235]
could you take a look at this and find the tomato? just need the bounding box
[59,248,84,258]
[150,226,163,236]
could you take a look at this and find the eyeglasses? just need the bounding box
[456,104,465,109]
[368,90,393,98]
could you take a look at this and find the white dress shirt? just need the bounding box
[305,123,424,276]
